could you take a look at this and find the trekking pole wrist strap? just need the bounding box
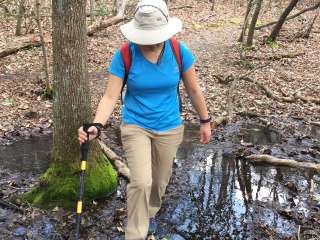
[91,123,104,138]
[83,122,104,139]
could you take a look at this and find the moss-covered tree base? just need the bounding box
[24,154,117,208]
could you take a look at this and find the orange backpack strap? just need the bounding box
[169,37,183,112]
[169,37,182,79]
[120,42,131,83]
[120,42,131,104]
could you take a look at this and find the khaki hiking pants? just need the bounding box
[120,123,184,240]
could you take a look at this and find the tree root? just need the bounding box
[246,154,320,173]
[98,135,130,181]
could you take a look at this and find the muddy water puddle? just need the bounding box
[0,121,319,239]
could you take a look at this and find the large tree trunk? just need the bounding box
[269,0,299,42]
[246,0,263,47]
[25,0,117,208]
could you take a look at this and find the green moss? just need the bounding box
[24,154,117,208]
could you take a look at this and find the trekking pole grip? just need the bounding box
[81,123,90,160]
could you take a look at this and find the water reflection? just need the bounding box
[167,150,301,239]
[0,134,52,173]
[238,125,281,145]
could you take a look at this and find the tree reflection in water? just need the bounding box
[166,149,298,239]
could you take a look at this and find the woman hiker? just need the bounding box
[78,0,212,239]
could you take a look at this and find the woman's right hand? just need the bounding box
[78,126,98,144]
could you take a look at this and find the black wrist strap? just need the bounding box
[91,123,104,138]
[200,116,211,124]
[83,123,104,138]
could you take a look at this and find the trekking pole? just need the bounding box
[75,123,90,240]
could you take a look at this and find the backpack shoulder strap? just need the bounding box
[169,37,183,112]
[169,37,182,79]
[120,42,131,83]
[119,42,131,104]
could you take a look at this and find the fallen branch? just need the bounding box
[311,121,320,127]
[170,5,193,10]
[87,0,128,36]
[0,34,42,58]
[216,73,320,105]
[98,136,130,180]
[240,76,320,104]
[246,154,320,173]
[255,2,320,30]
[244,52,305,61]
[87,15,126,36]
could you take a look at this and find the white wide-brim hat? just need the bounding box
[120,0,182,45]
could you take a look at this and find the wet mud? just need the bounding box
[0,118,319,240]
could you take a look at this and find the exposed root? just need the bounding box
[215,74,320,105]
[98,135,130,181]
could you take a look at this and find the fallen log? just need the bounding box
[0,34,42,58]
[246,154,320,173]
[87,15,126,36]
[98,136,130,180]
[244,52,305,61]
[255,2,320,30]
[311,121,320,127]
[87,0,128,36]
[170,5,193,10]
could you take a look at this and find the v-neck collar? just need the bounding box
[136,41,167,66]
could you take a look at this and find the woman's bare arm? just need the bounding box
[78,73,123,143]
[93,73,123,125]
[182,64,209,120]
[182,64,212,144]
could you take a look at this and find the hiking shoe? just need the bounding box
[148,217,158,233]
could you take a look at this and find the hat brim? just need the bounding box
[120,17,182,45]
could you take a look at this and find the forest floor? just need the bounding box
[0,0,319,143]
[0,0,320,239]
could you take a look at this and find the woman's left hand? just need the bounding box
[200,123,212,144]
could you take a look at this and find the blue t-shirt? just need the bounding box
[108,40,195,131]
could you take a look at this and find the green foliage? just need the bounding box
[24,154,118,208]
[41,86,54,100]
[1,97,14,106]
[266,38,279,48]
[93,3,110,16]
